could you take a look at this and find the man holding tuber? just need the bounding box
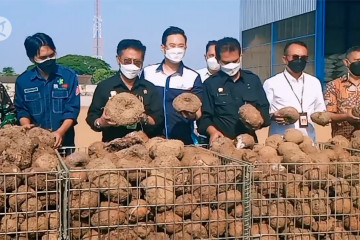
[198,37,270,143]
[14,33,80,148]
[141,26,203,145]
[263,41,325,141]
[324,46,360,139]
[86,39,164,142]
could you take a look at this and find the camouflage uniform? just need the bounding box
[0,83,16,127]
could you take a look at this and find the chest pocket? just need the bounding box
[52,90,68,113]
[24,92,42,116]
[214,93,234,115]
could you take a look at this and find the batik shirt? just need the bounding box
[324,74,360,139]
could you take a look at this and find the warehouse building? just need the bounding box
[240,0,360,84]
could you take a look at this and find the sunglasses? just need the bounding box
[286,54,308,61]
[120,58,143,68]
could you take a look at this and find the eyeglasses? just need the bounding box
[121,58,143,68]
[286,54,308,61]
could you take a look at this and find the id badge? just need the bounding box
[126,123,137,129]
[299,112,308,128]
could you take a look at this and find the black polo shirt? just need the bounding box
[86,72,164,142]
[198,70,270,140]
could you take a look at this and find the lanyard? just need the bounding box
[283,73,304,112]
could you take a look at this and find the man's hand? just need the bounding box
[209,130,224,144]
[180,110,197,120]
[207,126,224,144]
[139,113,149,125]
[98,112,118,127]
[272,111,287,125]
[138,113,155,126]
[22,124,35,130]
[52,130,64,149]
[347,111,360,123]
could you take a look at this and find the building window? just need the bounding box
[242,24,271,82]
[242,11,316,82]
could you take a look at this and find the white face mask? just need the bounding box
[165,47,185,63]
[120,64,141,79]
[206,57,220,71]
[221,62,241,76]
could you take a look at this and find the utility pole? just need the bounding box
[93,0,103,59]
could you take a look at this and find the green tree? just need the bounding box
[91,68,116,84]
[1,67,16,76]
[26,55,112,75]
[57,55,111,75]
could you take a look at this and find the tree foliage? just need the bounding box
[57,55,111,75]
[91,68,117,84]
[1,67,16,76]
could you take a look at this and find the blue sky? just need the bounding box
[0,0,240,74]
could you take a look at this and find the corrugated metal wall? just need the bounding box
[240,0,316,31]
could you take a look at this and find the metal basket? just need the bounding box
[317,141,360,156]
[250,159,360,240]
[58,146,252,240]
[0,163,64,240]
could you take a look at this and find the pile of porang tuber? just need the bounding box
[0,126,61,240]
[64,131,246,240]
[217,129,360,239]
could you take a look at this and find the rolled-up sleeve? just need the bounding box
[198,82,214,135]
[62,74,80,121]
[14,77,31,120]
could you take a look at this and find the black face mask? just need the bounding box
[288,58,307,73]
[37,58,57,75]
[349,61,360,77]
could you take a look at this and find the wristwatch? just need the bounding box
[142,115,149,125]
[95,119,101,129]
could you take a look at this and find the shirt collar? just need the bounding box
[219,69,244,83]
[156,60,184,76]
[30,65,62,81]
[205,68,212,77]
[284,68,304,82]
[341,73,350,82]
[114,71,143,89]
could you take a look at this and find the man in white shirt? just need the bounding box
[263,41,326,141]
[196,40,220,82]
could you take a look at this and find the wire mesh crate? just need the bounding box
[57,146,252,240]
[0,165,64,240]
[317,141,360,155]
[250,160,360,240]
